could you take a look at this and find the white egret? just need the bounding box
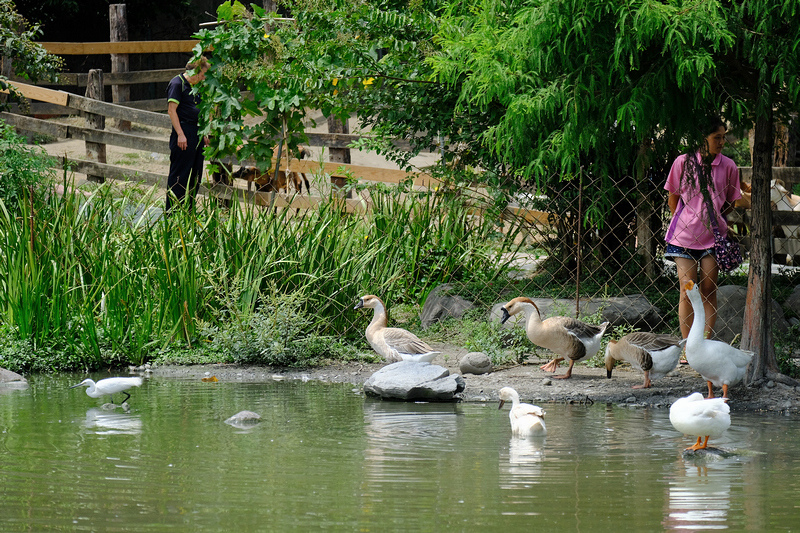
[70,377,143,404]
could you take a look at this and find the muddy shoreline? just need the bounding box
[151,348,800,414]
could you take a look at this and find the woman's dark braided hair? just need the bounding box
[681,115,726,206]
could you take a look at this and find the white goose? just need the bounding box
[501,297,609,379]
[669,392,730,451]
[683,281,753,398]
[605,332,685,389]
[354,295,440,363]
[498,387,547,437]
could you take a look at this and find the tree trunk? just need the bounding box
[110,4,131,131]
[741,107,796,387]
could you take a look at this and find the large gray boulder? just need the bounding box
[0,367,26,383]
[0,367,28,392]
[420,284,475,328]
[715,285,789,344]
[363,361,466,401]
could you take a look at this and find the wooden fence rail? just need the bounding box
[1,79,442,209]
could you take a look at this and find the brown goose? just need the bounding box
[354,295,440,363]
[605,332,685,389]
[501,296,608,379]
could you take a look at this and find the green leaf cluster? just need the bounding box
[0,0,63,105]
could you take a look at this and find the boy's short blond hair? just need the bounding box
[185,56,210,71]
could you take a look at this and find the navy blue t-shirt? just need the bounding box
[166,74,201,125]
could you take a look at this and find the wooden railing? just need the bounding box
[1,79,441,212]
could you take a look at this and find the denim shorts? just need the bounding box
[664,243,714,262]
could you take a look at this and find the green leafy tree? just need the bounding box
[196,0,495,177]
[0,0,63,108]
[722,1,800,385]
[0,0,62,81]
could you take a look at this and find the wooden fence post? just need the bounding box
[110,4,131,131]
[85,69,107,183]
[328,115,352,198]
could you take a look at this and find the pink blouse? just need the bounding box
[664,152,741,249]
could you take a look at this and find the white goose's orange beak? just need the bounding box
[684,280,695,291]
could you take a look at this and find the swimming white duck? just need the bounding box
[501,297,609,379]
[354,295,440,363]
[498,387,547,437]
[669,392,730,451]
[605,332,685,389]
[683,281,754,398]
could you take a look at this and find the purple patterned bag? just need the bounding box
[711,226,743,272]
[705,198,743,272]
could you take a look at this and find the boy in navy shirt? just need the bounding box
[166,56,209,212]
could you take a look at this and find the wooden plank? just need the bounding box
[243,159,439,188]
[4,80,170,128]
[9,99,167,116]
[740,166,800,185]
[55,156,167,187]
[2,112,170,153]
[505,205,558,225]
[40,40,199,55]
[304,132,415,151]
[0,112,69,137]
[772,210,800,225]
[2,80,69,107]
[122,98,168,112]
[51,69,182,87]
[9,102,77,116]
[76,126,170,154]
[67,93,172,129]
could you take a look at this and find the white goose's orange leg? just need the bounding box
[722,384,729,398]
[687,436,710,451]
[706,381,715,399]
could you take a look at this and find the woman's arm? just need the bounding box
[668,193,681,215]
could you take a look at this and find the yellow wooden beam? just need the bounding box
[1,80,69,107]
[40,40,200,55]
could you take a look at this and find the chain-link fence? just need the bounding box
[330,163,800,357]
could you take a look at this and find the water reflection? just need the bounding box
[664,453,743,530]
[82,408,142,435]
[362,400,460,485]
[501,436,546,487]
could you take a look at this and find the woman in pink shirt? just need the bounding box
[664,117,741,338]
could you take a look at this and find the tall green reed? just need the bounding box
[0,179,522,370]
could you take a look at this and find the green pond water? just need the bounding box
[1,374,799,531]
